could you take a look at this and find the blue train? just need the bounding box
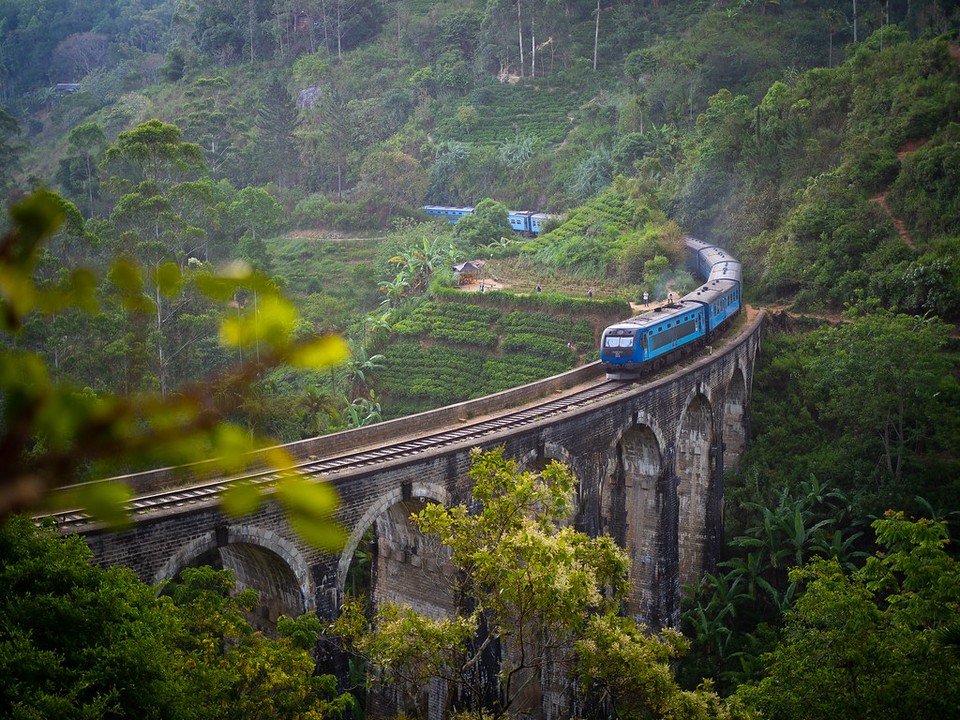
[423,205,554,235]
[600,237,742,379]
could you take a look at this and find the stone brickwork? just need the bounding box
[80,312,764,719]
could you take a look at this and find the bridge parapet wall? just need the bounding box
[86,363,605,496]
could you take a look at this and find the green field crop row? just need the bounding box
[436,83,585,145]
[500,333,577,359]
[497,311,595,345]
[373,292,626,410]
[481,354,573,393]
[433,287,630,319]
[375,342,574,406]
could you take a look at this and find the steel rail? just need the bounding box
[48,378,632,532]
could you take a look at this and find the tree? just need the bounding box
[736,513,960,720]
[230,186,283,249]
[100,120,206,196]
[56,122,107,217]
[50,32,109,78]
[455,104,480,135]
[357,150,428,214]
[453,198,512,253]
[592,0,601,71]
[180,76,246,182]
[252,78,300,194]
[0,516,189,719]
[0,107,22,201]
[385,233,455,296]
[806,309,955,490]
[0,516,356,720]
[569,146,613,203]
[167,565,356,720]
[427,141,471,205]
[333,447,741,720]
[298,82,356,202]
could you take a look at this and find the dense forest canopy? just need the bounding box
[1,0,960,718]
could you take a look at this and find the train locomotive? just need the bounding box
[600,238,742,379]
[423,205,554,235]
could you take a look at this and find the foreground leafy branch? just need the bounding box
[0,190,347,546]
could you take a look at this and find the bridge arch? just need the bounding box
[722,366,748,472]
[675,391,716,589]
[337,482,450,595]
[153,524,312,629]
[610,418,666,622]
[338,482,454,624]
[519,441,580,522]
[518,441,576,471]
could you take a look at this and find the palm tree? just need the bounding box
[378,272,410,308]
[344,343,384,401]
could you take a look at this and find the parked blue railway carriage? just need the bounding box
[507,210,534,233]
[423,205,475,223]
[601,237,742,378]
[506,211,555,235]
[529,213,550,234]
[423,206,553,235]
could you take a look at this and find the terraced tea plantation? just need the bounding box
[372,297,604,417]
[437,80,587,145]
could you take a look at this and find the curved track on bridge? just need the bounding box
[49,377,639,533]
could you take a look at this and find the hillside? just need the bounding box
[2,2,960,717]
[0,0,956,453]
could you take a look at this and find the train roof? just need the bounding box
[706,260,742,283]
[603,300,703,332]
[424,205,475,212]
[683,278,740,304]
[684,237,714,253]
[685,238,741,283]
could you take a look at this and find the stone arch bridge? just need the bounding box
[80,311,764,633]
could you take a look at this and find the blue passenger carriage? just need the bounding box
[423,206,554,235]
[529,213,551,234]
[601,301,707,377]
[424,205,475,223]
[600,237,742,379]
[506,210,532,233]
[689,278,741,331]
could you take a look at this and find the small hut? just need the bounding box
[452,260,486,286]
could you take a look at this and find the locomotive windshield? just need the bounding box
[604,334,634,348]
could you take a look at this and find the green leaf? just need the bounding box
[275,475,344,551]
[108,259,155,313]
[154,262,183,297]
[210,423,256,475]
[8,190,64,261]
[0,265,37,326]
[286,335,350,369]
[59,482,134,530]
[219,295,298,349]
[221,480,263,518]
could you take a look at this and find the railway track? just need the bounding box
[49,378,634,532]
